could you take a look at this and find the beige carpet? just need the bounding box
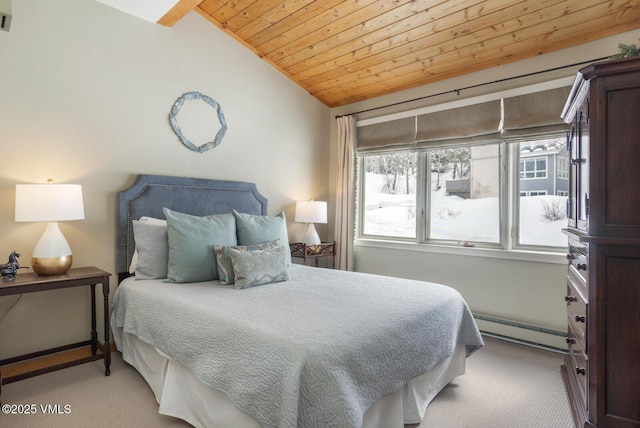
[0,336,573,428]
[413,336,573,428]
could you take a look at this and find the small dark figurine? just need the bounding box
[1,251,26,281]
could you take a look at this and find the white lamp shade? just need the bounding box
[295,200,327,224]
[15,184,85,222]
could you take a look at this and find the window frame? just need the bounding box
[512,137,568,250]
[358,141,506,249]
[358,151,419,242]
[357,135,568,254]
[422,142,505,247]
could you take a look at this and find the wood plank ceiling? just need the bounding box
[160,0,640,107]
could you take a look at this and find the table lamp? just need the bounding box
[15,180,85,275]
[295,200,327,245]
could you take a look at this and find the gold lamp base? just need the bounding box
[32,256,72,275]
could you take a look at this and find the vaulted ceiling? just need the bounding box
[141,1,640,107]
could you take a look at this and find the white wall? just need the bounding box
[329,28,640,348]
[0,0,330,359]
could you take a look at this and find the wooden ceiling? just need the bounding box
[158,0,640,107]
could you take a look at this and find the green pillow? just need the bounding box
[232,210,291,266]
[163,208,237,283]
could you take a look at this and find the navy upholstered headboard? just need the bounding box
[116,174,267,279]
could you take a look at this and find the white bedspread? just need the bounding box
[112,265,483,428]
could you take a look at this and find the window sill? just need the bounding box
[354,238,566,264]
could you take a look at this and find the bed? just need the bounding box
[111,174,484,428]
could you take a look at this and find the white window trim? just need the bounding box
[358,141,566,255]
[354,237,566,265]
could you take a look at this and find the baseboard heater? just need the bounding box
[473,313,567,353]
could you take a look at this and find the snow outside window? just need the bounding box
[359,137,569,251]
[429,145,500,243]
[517,138,568,248]
[361,152,417,238]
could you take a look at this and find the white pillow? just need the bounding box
[128,216,167,274]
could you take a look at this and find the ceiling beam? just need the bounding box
[157,0,203,27]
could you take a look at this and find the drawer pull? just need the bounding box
[575,315,586,323]
[566,337,575,344]
[576,263,587,271]
[564,295,577,302]
[576,367,586,376]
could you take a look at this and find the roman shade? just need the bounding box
[356,117,415,153]
[501,86,571,141]
[355,86,570,152]
[415,100,502,148]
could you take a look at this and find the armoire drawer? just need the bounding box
[566,276,587,344]
[567,237,588,288]
[566,319,586,360]
[566,346,588,408]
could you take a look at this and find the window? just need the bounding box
[517,138,568,247]
[356,84,572,253]
[522,190,548,196]
[429,145,500,243]
[557,157,568,179]
[359,137,569,250]
[519,156,547,179]
[361,152,417,238]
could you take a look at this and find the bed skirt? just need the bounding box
[113,326,466,428]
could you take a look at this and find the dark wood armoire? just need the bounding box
[561,55,640,428]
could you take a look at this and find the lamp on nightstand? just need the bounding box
[295,200,327,245]
[15,179,85,275]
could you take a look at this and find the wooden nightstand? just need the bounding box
[290,241,336,268]
[0,267,111,397]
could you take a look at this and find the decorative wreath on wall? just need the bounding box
[169,91,227,153]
